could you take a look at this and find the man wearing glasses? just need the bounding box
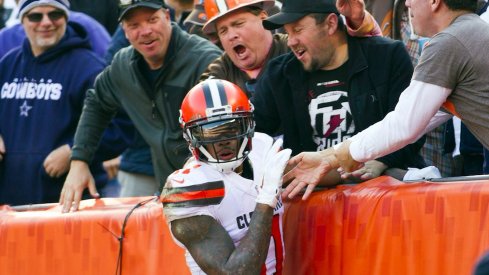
[0,0,114,205]
[59,0,222,212]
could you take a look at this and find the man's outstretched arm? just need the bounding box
[282,148,341,200]
[283,81,452,200]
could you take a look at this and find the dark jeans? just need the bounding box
[484,148,489,174]
[474,250,489,275]
[452,154,484,176]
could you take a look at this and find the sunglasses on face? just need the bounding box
[25,10,65,23]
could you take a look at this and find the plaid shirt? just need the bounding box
[420,125,455,177]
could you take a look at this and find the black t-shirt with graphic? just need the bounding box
[307,61,355,151]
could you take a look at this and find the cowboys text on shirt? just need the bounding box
[1,78,62,100]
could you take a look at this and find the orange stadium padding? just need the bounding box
[0,197,190,275]
[1,176,489,275]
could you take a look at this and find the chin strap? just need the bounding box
[198,136,250,173]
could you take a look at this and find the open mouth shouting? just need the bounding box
[292,46,307,61]
[233,44,248,59]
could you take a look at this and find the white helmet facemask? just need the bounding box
[184,116,254,174]
[198,135,250,173]
[179,79,255,174]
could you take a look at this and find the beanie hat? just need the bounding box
[18,0,70,20]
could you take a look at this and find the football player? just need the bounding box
[162,79,291,274]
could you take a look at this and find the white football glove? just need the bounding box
[249,133,274,186]
[255,138,292,208]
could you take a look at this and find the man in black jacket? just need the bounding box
[252,0,426,197]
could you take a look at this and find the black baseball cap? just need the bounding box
[262,0,338,30]
[118,0,167,21]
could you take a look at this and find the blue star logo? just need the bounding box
[19,100,32,117]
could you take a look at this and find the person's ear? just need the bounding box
[258,10,268,20]
[121,23,130,40]
[431,0,442,12]
[162,7,172,21]
[325,13,339,35]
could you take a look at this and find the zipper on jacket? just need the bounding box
[152,100,158,120]
[370,94,377,102]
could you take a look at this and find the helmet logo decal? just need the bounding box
[202,78,228,108]
[215,0,230,14]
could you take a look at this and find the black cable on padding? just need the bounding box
[115,196,158,275]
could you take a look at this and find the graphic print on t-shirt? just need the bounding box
[1,77,63,117]
[307,63,355,151]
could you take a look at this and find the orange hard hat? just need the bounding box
[202,0,275,34]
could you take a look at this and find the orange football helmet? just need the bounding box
[180,79,255,173]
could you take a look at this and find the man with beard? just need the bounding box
[282,0,489,200]
[199,0,381,97]
[252,0,427,196]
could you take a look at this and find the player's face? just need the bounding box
[122,8,172,69]
[216,8,273,71]
[196,120,242,161]
[205,138,239,161]
[22,6,67,56]
[284,15,337,72]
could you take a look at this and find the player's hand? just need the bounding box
[339,160,387,181]
[255,139,291,208]
[44,144,71,178]
[0,135,5,162]
[59,160,99,213]
[282,147,339,200]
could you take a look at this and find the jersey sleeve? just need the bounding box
[162,161,225,222]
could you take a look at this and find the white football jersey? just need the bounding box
[163,133,285,275]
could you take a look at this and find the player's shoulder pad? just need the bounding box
[162,161,225,208]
